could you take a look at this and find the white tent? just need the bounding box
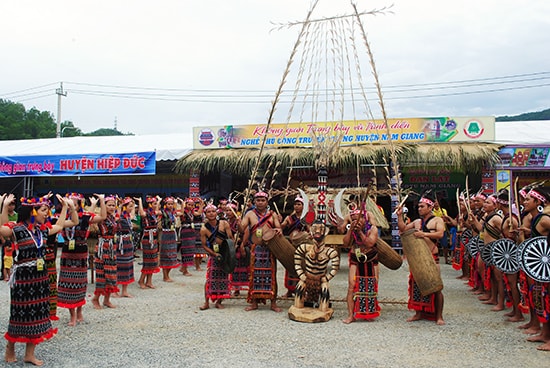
[494,120,550,145]
[0,133,193,161]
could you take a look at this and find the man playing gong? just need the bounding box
[397,191,446,325]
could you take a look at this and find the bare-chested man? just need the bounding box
[397,192,445,325]
[239,191,283,312]
[517,187,550,351]
[469,194,504,311]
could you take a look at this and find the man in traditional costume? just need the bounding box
[342,209,379,324]
[397,191,446,325]
[240,191,283,312]
[518,187,550,350]
[281,196,309,297]
[468,194,504,310]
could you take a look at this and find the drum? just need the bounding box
[490,238,519,274]
[289,230,312,248]
[480,241,494,266]
[376,238,402,270]
[400,229,443,296]
[466,236,482,257]
[519,236,550,283]
[265,233,299,278]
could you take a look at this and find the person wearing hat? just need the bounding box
[1,193,72,366]
[240,191,283,312]
[396,191,446,325]
[58,193,106,327]
[199,204,234,310]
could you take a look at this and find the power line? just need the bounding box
[64,71,550,92]
[2,71,549,105]
[0,82,58,97]
[66,81,550,103]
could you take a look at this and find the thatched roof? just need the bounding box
[174,142,501,175]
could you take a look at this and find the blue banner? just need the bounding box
[0,152,156,177]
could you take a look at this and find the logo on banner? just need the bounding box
[198,129,215,146]
[463,120,484,139]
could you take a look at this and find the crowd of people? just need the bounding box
[1,182,549,364]
[439,185,550,352]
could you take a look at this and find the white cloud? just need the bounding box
[1,0,549,135]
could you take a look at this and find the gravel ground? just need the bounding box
[0,251,548,368]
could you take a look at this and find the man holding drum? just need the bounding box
[240,191,283,312]
[397,191,446,325]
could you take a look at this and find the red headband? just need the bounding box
[419,197,434,206]
[204,204,217,211]
[528,189,547,204]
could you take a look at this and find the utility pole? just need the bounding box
[56,82,67,138]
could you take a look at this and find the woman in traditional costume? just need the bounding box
[1,193,72,366]
[114,197,136,297]
[58,193,106,326]
[226,202,248,296]
[179,198,197,276]
[91,196,120,309]
[136,196,161,289]
[159,197,180,282]
[199,204,233,310]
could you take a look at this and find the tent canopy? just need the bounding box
[0,133,193,161]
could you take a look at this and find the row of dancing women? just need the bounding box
[0,192,215,365]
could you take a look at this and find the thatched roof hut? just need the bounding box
[174,142,501,175]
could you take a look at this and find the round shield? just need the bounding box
[480,241,494,266]
[520,236,550,283]
[460,229,473,246]
[466,235,482,257]
[490,238,519,274]
[219,239,237,274]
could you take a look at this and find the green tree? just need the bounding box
[85,128,125,136]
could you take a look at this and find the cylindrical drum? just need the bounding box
[401,229,443,296]
[376,238,403,270]
[263,230,299,278]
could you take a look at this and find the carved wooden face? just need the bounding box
[310,222,328,242]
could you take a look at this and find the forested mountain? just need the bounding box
[495,108,550,121]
